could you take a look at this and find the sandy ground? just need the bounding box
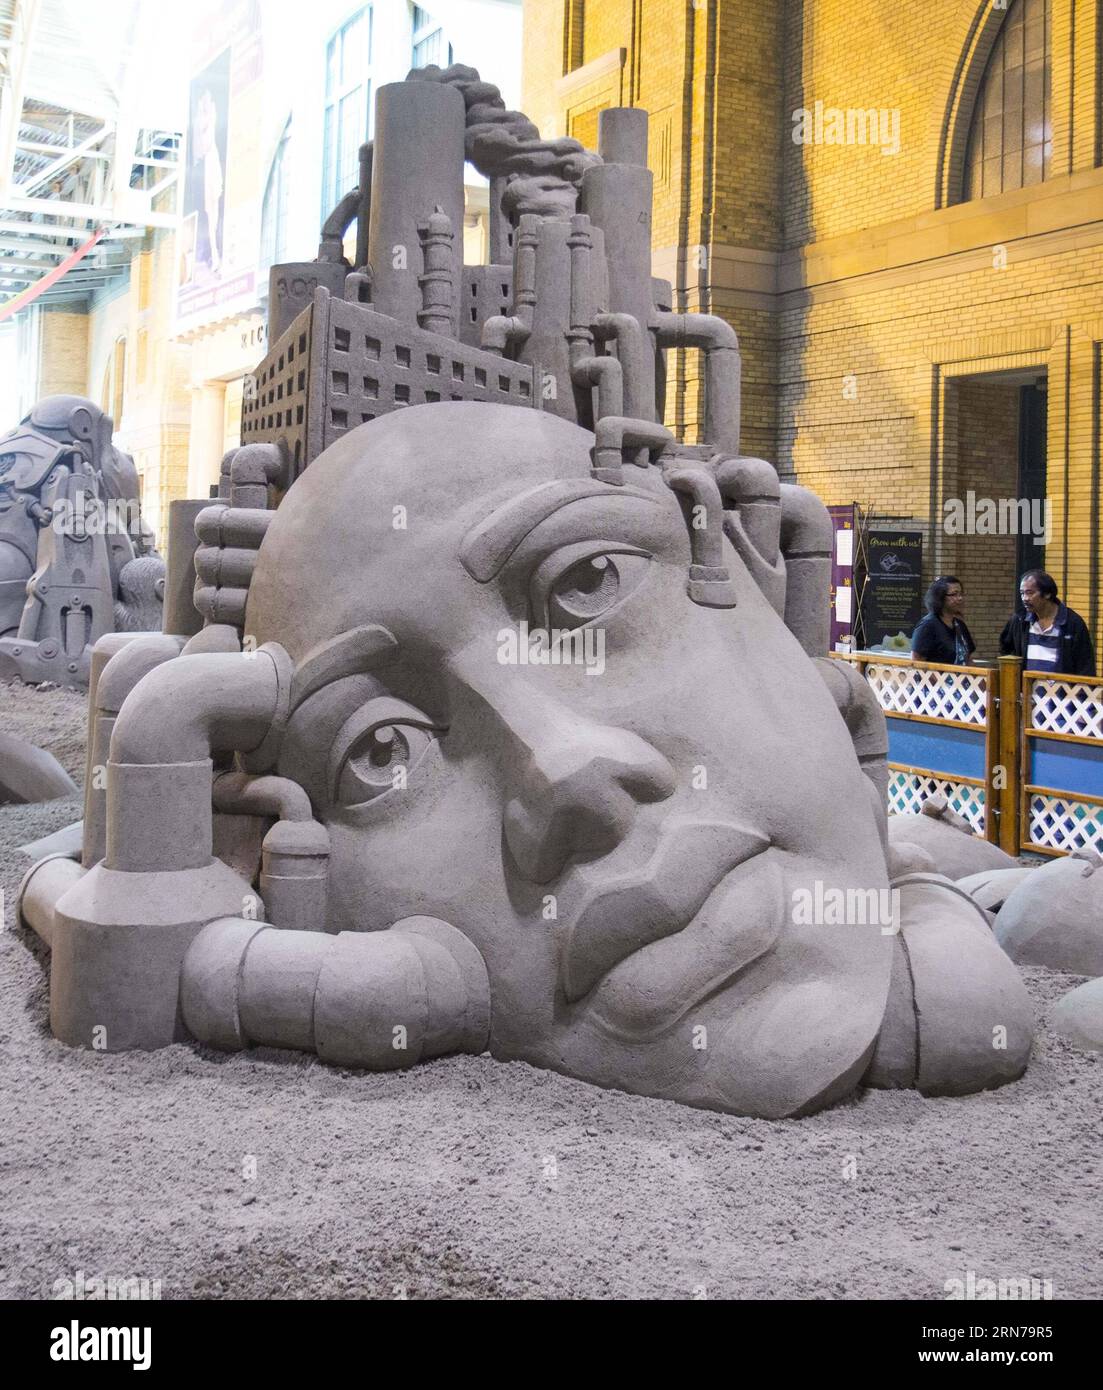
[1,678,1101,1300]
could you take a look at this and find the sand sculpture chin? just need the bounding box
[17,69,1033,1118]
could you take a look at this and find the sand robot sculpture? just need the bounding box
[18,69,1035,1118]
[0,395,164,687]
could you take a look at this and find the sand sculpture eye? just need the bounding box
[330,697,446,808]
[537,547,651,630]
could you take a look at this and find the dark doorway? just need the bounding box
[1016,382,1048,581]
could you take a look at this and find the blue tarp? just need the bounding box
[1028,736,1103,799]
[885,716,987,782]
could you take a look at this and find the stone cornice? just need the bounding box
[555,48,626,101]
[652,168,1103,313]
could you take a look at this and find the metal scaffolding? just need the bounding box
[0,0,184,308]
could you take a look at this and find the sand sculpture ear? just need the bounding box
[813,654,890,853]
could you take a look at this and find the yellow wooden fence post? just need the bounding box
[997,655,1023,855]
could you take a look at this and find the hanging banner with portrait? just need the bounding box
[175,0,264,332]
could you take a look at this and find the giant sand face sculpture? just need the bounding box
[15,69,1036,1119]
[247,403,893,1117]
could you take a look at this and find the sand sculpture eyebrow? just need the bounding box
[289,624,399,711]
[460,478,661,582]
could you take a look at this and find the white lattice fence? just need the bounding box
[1030,680,1103,739]
[863,664,988,726]
[887,770,987,837]
[1027,794,1103,856]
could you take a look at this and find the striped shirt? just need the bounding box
[1026,614,1063,671]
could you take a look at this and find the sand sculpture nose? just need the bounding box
[504,718,676,884]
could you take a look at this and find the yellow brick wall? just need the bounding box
[779,0,1102,651]
[524,0,1103,654]
[784,0,1100,245]
[37,309,89,399]
[99,228,192,548]
[524,0,785,457]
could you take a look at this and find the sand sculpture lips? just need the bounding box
[561,817,775,1013]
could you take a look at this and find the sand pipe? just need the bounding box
[598,107,648,168]
[195,504,272,549]
[194,545,257,592]
[653,312,742,458]
[368,80,465,332]
[181,915,490,1068]
[662,466,737,608]
[229,442,285,512]
[182,623,242,656]
[212,771,330,933]
[39,646,292,1051]
[487,174,511,264]
[779,482,833,659]
[193,504,273,628]
[481,314,530,356]
[217,449,235,501]
[566,215,622,436]
[481,214,537,356]
[580,147,656,419]
[514,219,577,419]
[417,209,456,336]
[105,645,291,874]
[83,632,186,867]
[319,185,359,265]
[714,455,786,618]
[18,854,86,948]
[591,417,673,487]
[714,456,782,567]
[355,140,373,271]
[161,499,206,638]
[563,231,670,478]
[193,585,247,628]
[571,352,624,474]
[81,631,141,825]
[593,312,652,430]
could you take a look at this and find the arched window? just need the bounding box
[101,337,127,422]
[322,7,373,220]
[411,7,452,69]
[963,0,1052,200]
[260,119,292,273]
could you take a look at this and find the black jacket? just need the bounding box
[999,602,1097,676]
